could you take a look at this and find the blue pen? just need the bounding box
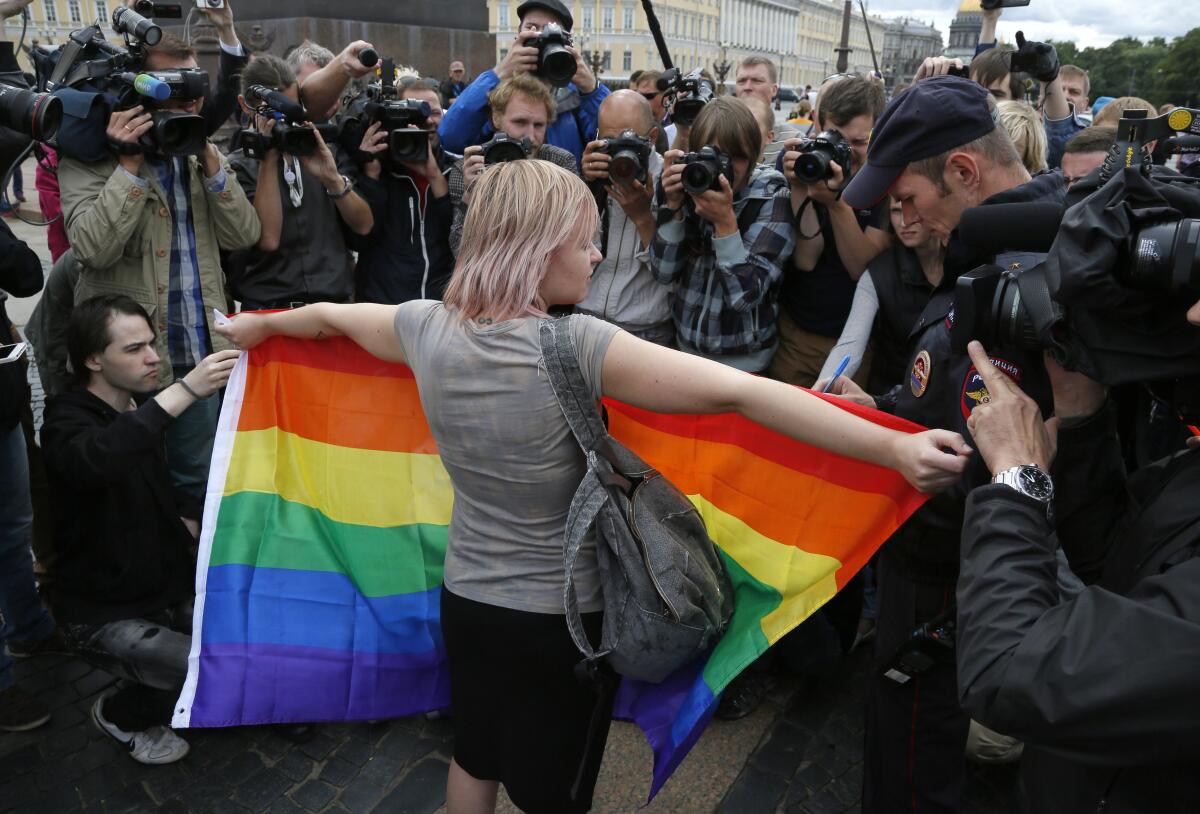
[823,355,852,393]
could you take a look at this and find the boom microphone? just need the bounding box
[359,48,380,69]
[957,202,1064,255]
[246,84,306,123]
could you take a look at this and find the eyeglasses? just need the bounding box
[639,91,660,100]
[821,72,857,85]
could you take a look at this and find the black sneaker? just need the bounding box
[7,628,72,659]
[715,673,768,721]
[0,684,52,731]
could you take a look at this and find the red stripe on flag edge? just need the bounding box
[247,335,414,379]
[604,395,927,498]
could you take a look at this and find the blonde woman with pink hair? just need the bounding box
[217,159,972,814]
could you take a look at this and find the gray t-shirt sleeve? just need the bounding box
[567,315,622,400]
[817,272,879,383]
[392,300,439,365]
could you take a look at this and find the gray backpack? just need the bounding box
[540,319,735,684]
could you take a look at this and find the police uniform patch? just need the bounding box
[961,357,1022,418]
[910,350,932,397]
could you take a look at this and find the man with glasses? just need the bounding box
[632,69,670,154]
[437,0,609,168]
[441,60,468,109]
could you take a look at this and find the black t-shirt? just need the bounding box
[780,198,887,337]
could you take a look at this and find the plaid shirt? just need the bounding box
[649,167,795,356]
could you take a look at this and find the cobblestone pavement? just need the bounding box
[718,646,1021,814]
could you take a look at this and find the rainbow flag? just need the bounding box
[174,336,927,796]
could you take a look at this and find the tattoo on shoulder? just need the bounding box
[315,331,326,340]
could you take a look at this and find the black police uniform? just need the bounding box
[958,405,1200,814]
[862,171,1064,814]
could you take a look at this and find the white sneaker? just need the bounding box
[91,694,190,765]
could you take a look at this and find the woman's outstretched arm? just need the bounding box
[601,331,972,493]
[214,303,406,364]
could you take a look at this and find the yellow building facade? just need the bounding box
[487,0,886,90]
[3,0,125,71]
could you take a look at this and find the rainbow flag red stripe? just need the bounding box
[174,337,927,797]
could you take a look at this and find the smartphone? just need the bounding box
[0,341,28,365]
[197,0,226,8]
[980,0,1031,9]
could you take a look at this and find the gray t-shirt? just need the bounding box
[394,301,621,614]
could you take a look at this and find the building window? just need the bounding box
[623,50,632,71]
[623,5,633,31]
[603,50,611,71]
[68,0,81,22]
[602,7,613,31]
[95,0,107,23]
[498,2,509,29]
[499,47,509,61]
[582,6,593,30]
[43,0,57,23]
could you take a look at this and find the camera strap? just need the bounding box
[794,197,822,241]
[108,138,143,156]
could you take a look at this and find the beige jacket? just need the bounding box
[59,151,261,387]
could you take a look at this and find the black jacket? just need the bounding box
[42,389,196,625]
[957,404,1200,813]
[204,46,250,137]
[353,151,456,304]
[863,245,935,394]
[0,218,44,431]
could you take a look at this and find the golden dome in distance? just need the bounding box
[958,0,982,11]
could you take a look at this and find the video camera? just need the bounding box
[601,130,652,185]
[950,106,1200,424]
[679,145,733,196]
[343,57,434,165]
[531,23,576,87]
[656,68,713,127]
[239,84,339,160]
[132,0,225,15]
[30,6,210,159]
[793,129,852,184]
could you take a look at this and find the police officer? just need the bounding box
[956,332,1200,813]
[823,77,1065,813]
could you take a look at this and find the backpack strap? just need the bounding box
[561,464,612,664]
[539,318,608,453]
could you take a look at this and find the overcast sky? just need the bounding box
[864,0,1181,50]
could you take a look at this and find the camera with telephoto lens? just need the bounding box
[367,99,433,163]
[602,129,652,185]
[239,84,341,160]
[679,145,733,196]
[793,129,852,184]
[949,106,1200,424]
[481,131,533,165]
[657,67,714,127]
[0,81,62,143]
[531,23,576,87]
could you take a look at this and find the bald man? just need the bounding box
[577,90,674,345]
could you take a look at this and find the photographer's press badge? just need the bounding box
[910,350,932,397]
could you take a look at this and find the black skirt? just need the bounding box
[440,588,614,814]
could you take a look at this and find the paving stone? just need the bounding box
[719,765,789,814]
[73,670,118,699]
[829,771,863,806]
[297,732,339,762]
[141,762,196,805]
[809,740,853,778]
[290,779,338,812]
[209,750,267,787]
[274,751,317,783]
[39,723,89,758]
[374,758,448,814]
[232,767,294,812]
[749,721,812,778]
[336,780,386,814]
[75,762,133,801]
[798,789,848,814]
[794,760,832,792]
[0,776,42,810]
[354,754,404,789]
[319,756,360,786]
[0,744,41,784]
[101,783,156,814]
[156,799,189,814]
[265,796,307,814]
[377,730,439,766]
[36,680,81,710]
[256,732,296,761]
[333,737,374,768]
[10,782,81,814]
[181,782,238,814]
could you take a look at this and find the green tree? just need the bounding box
[1156,28,1200,106]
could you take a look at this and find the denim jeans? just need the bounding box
[0,424,54,691]
[164,365,220,514]
[66,600,192,731]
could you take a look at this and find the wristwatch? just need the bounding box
[992,464,1054,506]
[326,174,354,199]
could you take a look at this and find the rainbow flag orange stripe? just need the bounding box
[174,336,927,797]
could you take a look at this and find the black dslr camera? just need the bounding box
[240,84,339,160]
[532,23,576,87]
[882,610,956,685]
[602,130,652,185]
[679,145,733,196]
[657,68,714,127]
[950,106,1200,424]
[481,131,533,165]
[793,129,852,184]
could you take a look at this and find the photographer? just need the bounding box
[650,96,794,372]
[354,78,456,304]
[957,333,1200,812]
[770,76,888,387]
[437,0,609,168]
[734,57,798,167]
[828,76,1064,813]
[58,34,260,510]
[448,74,577,256]
[576,90,672,344]
[226,55,372,310]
